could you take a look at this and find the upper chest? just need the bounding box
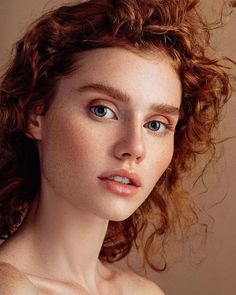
[27,273,124,295]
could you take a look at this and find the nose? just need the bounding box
[113,123,146,164]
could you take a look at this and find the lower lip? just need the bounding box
[99,178,140,196]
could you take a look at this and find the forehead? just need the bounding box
[74,46,178,74]
[56,47,181,109]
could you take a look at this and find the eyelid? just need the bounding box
[149,112,175,125]
[89,99,118,112]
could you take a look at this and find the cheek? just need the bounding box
[40,116,78,179]
[163,140,174,167]
[41,115,105,180]
[151,139,174,177]
[56,132,84,169]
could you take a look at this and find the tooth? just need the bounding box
[108,176,131,184]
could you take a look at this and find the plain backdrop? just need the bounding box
[0,1,235,294]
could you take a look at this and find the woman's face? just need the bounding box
[34,47,181,221]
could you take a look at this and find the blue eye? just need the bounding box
[90,105,115,119]
[89,105,173,135]
[145,120,168,134]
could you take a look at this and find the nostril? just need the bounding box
[122,153,131,157]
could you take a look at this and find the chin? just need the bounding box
[106,210,135,222]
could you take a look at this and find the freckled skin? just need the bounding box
[0,47,181,294]
[38,47,181,222]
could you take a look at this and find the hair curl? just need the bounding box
[0,0,234,271]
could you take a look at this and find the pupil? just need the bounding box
[96,106,106,116]
[150,121,160,130]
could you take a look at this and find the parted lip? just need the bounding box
[98,169,142,187]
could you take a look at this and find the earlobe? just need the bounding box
[25,113,43,140]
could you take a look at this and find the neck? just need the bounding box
[9,182,111,292]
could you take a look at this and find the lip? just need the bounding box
[98,169,142,187]
[99,178,140,196]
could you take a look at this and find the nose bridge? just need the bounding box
[113,116,146,163]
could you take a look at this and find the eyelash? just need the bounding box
[89,104,175,135]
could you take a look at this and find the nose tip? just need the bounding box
[114,138,145,164]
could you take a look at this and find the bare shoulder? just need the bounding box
[0,262,38,295]
[127,270,165,295]
[114,266,165,295]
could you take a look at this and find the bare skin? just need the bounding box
[0,261,164,295]
[0,47,180,294]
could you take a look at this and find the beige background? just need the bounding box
[0,1,235,294]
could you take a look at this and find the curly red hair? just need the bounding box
[0,0,234,271]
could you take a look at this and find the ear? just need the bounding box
[25,112,43,140]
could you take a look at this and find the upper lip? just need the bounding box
[98,169,142,187]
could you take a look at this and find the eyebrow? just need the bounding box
[77,83,180,117]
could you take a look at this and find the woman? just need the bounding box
[0,0,233,294]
